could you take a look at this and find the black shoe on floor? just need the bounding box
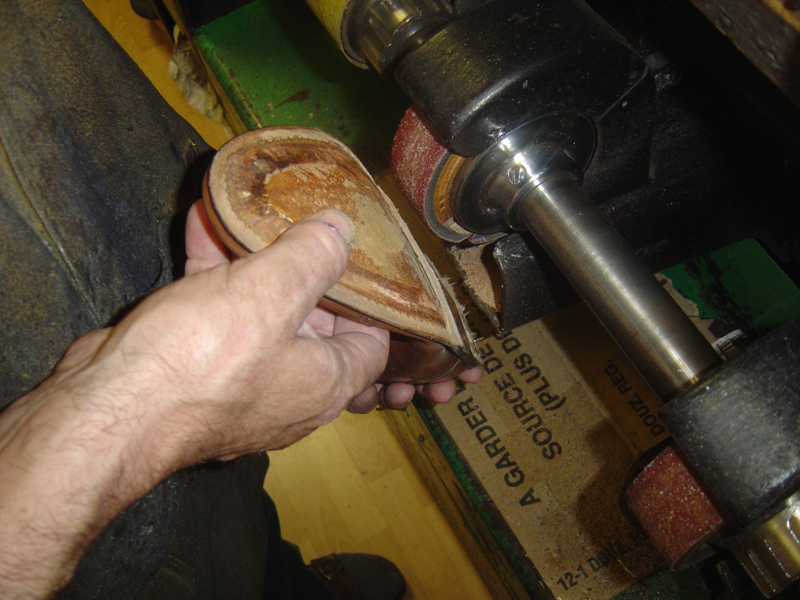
[310,553,406,600]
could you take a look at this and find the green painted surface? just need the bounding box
[193,0,409,171]
[613,569,705,600]
[662,238,800,337]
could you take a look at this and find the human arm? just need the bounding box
[0,206,480,598]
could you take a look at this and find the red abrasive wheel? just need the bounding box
[391,106,471,242]
[626,444,727,567]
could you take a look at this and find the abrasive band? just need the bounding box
[626,445,725,567]
[391,106,470,242]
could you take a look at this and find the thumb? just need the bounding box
[237,210,355,330]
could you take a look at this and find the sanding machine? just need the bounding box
[151,0,800,596]
[299,0,800,596]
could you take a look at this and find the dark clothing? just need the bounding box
[0,1,329,597]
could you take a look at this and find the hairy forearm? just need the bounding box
[0,359,175,599]
[0,208,457,597]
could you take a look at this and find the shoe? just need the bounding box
[202,126,480,384]
[310,553,406,600]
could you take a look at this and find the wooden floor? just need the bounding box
[82,1,493,598]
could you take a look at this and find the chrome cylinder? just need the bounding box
[724,492,800,597]
[343,0,454,74]
[516,172,719,399]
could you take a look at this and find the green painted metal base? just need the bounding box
[193,0,408,172]
[663,238,800,338]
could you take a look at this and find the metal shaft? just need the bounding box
[516,172,720,400]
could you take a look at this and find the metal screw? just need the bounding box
[508,164,528,185]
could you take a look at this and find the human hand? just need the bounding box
[2,199,480,476]
[82,203,386,460]
[34,200,479,465]
[0,199,481,599]
[1,206,380,599]
[186,200,483,421]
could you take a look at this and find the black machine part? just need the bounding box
[393,0,654,158]
[393,0,658,206]
[350,0,799,334]
[377,0,723,400]
[372,0,655,239]
[660,318,800,530]
[480,60,786,330]
[436,0,800,331]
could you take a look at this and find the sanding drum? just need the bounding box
[391,106,473,242]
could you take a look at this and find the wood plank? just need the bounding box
[267,411,494,599]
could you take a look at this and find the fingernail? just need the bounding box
[308,210,355,246]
